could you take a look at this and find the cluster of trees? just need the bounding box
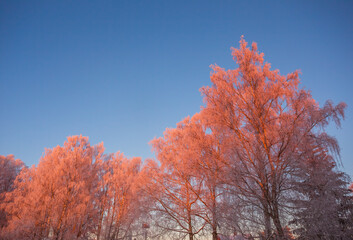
[1,38,352,240]
[0,137,148,240]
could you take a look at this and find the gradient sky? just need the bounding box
[1,1,352,176]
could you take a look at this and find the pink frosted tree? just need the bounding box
[0,154,25,229]
[149,122,209,240]
[95,152,145,240]
[2,136,104,239]
[200,37,346,238]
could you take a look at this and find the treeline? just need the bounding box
[1,38,353,240]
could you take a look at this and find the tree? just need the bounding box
[149,122,207,240]
[290,145,353,239]
[199,36,346,238]
[186,114,228,240]
[2,136,104,239]
[96,152,145,240]
[0,154,25,229]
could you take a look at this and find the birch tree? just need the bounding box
[3,136,104,239]
[291,144,353,239]
[0,155,25,230]
[149,122,207,240]
[97,152,144,240]
[200,37,346,238]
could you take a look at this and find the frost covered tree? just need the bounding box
[95,152,145,240]
[199,37,346,238]
[149,122,209,240]
[0,154,25,229]
[2,136,104,239]
[290,145,353,239]
[183,114,228,240]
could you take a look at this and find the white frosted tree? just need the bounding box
[291,146,353,239]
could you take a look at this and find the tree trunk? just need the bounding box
[107,199,117,240]
[97,196,107,240]
[212,230,218,240]
[272,204,284,239]
[187,211,194,240]
[212,186,218,240]
[186,185,194,240]
[263,207,271,239]
[188,232,194,240]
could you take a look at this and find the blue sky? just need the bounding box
[1,1,352,176]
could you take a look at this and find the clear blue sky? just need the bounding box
[1,1,352,176]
